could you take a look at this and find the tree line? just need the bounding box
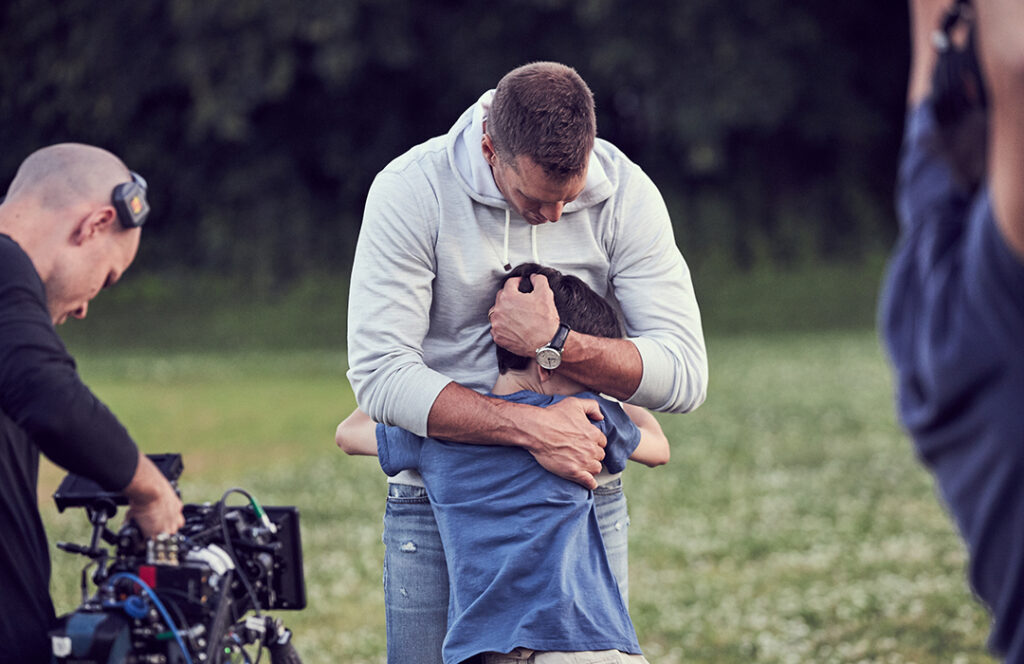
[0,0,909,289]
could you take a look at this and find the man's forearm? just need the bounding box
[488,272,705,413]
[557,332,642,401]
[426,382,531,446]
[123,451,184,537]
[426,382,609,488]
[976,0,1024,260]
[907,0,948,106]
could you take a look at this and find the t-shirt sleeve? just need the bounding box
[0,240,138,491]
[964,191,1024,344]
[376,423,424,476]
[594,398,641,475]
[896,100,974,238]
[881,101,978,376]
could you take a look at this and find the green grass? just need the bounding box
[55,257,886,352]
[39,331,996,664]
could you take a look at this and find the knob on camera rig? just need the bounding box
[50,454,306,664]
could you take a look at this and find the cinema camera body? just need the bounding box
[49,454,306,664]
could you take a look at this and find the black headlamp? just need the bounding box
[112,171,150,228]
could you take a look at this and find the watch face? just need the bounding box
[536,347,562,370]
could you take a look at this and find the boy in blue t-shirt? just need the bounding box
[337,263,667,664]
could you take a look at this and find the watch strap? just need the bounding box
[549,322,570,352]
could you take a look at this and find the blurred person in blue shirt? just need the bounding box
[880,0,1024,660]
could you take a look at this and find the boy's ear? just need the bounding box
[70,205,117,245]
[535,362,553,383]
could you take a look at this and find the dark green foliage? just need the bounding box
[0,0,909,288]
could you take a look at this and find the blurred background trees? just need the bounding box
[0,0,909,291]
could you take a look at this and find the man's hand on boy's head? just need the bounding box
[490,273,560,356]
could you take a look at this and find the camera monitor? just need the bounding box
[52,453,183,512]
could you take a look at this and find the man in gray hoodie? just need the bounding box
[346,61,707,662]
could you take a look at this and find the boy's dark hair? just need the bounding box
[496,263,622,374]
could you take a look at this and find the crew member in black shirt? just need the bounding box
[0,143,184,664]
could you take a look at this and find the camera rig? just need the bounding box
[49,454,306,664]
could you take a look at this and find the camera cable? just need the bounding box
[105,571,195,664]
[218,488,265,615]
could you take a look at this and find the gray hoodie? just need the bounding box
[347,91,707,438]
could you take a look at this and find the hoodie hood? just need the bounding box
[447,90,615,213]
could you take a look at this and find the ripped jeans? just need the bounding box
[382,479,630,664]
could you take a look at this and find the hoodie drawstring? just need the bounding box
[502,208,511,270]
[501,208,539,271]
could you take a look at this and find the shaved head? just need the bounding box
[0,143,142,323]
[5,143,131,213]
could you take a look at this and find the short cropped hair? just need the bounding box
[488,62,596,181]
[496,263,622,374]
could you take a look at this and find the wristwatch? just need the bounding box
[535,323,571,370]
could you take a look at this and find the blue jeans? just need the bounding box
[382,479,631,664]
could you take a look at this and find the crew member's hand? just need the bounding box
[123,452,185,538]
[489,273,560,356]
[520,397,607,489]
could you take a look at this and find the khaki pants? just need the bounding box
[481,648,650,664]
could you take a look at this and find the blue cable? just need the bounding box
[105,572,195,664]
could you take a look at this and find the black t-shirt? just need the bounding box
[0,233,139,664]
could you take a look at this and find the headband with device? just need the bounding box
[112,171,150,228]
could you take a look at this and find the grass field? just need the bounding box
[38,329,996,664]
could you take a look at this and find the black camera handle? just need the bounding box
[264,617,302,664]
[56,497,119,578]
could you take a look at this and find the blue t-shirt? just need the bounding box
[377,390,642,664]
[880,102,1024,660]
